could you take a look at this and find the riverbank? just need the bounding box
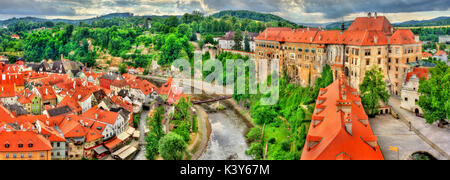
[187,105,212,160]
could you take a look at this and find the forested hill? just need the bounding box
[326,16,450,29]
[393,16,450,27]
[0,13,148,26]
[212,10,297,26]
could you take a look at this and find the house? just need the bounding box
[0,76,17,104]
[401,67,430,115]
[11,34,20,40]
[92,89,107,106]
[82,106,128,139]
[99,73,120,90]
[433,50,448,63]
[219,31,259,52]
[35,120,66,160]
[422,52,433,60]
[110,79,129,96]
[34,86,57,107]
[301,73,384,160]
[0,130,52,160]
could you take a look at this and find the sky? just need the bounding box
[0,0,449,24]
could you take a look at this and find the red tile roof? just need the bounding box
[405,67,429,84]
[0,130,52,152]
[255,16,419,46]
[37,86,57,101]
[301,73,384,160]
[434,50,448,56]
[81,106,120,125]
[422,51,433,58]
[347,16,393,35]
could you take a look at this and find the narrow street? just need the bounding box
[134,110,150,160]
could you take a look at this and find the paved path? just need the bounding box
[134,110,150,160]
[389,97,450,159]
[370,115,446,160]
[188,105,210,160]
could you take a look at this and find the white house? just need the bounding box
[400,67,429,115]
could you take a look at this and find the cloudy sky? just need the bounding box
[0,0,449,24]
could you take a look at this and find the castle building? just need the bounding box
[255,13,422,95]
[301,73,384,160]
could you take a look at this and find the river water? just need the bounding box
[199,107,252,160]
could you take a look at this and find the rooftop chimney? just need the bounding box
[374,12,377,19]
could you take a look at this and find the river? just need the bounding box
[199,102,252,160]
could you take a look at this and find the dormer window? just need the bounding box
[5,144,10,148]
[18,144,23,148]
[28,143,33,148]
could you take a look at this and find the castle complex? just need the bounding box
[255,13,422,95]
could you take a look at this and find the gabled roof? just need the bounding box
[0,130,52,152]
[347,16,393,35]
[81,106,120,125]
[422,51,433,58]
[390,29,420,45]
[37,86,57,101]
[301,73,384,160]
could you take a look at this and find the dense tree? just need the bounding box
[158,132,187,160]
[359,67,390,117]
[233,30,243,50]
[244,34,250,52]
[418,61,450,126]
[159,34,182,65]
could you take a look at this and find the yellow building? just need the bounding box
[254,13,422,94]
[0,131,52,160]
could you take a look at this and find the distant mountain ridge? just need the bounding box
[211,10,298,26]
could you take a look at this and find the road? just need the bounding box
[134,110,150,160]
[389,97,450,159]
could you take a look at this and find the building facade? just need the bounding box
[254,13,422,94]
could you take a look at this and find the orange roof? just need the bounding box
[128,78,157,95]
[255,16,419,46]
[347,16,393,35]
[104,137,122,150]
[301,73,384,160]
[434,50,448,56]
[158,77,173,95]
[37,120,65,142]
[58,96,82,114]
[390,29,420,45]
[81,106,119,125]
[422,51,433,58]
[0,130,52,152]
[111,96,133,112]
[405,67,429,84]
[37,86,57,101]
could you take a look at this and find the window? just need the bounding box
[365,49,371,56]
[57,142,60,147]
[20,153,24,158]
[28,153,32,158]
[5,144,9,148]
[305,48,309,53]
[18,144,23,148]
[378,48,382,55]
[28,143,33,148]
[378,58,381,64]
[405,97,408,101]
[396,59,399,64]
[406,58,409,63]
[13,153,17,158]
[40,152,44,157]
[5,153,9,158]
[366,59,370,66]
[345,47,349,54]
[355,49,359,55]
